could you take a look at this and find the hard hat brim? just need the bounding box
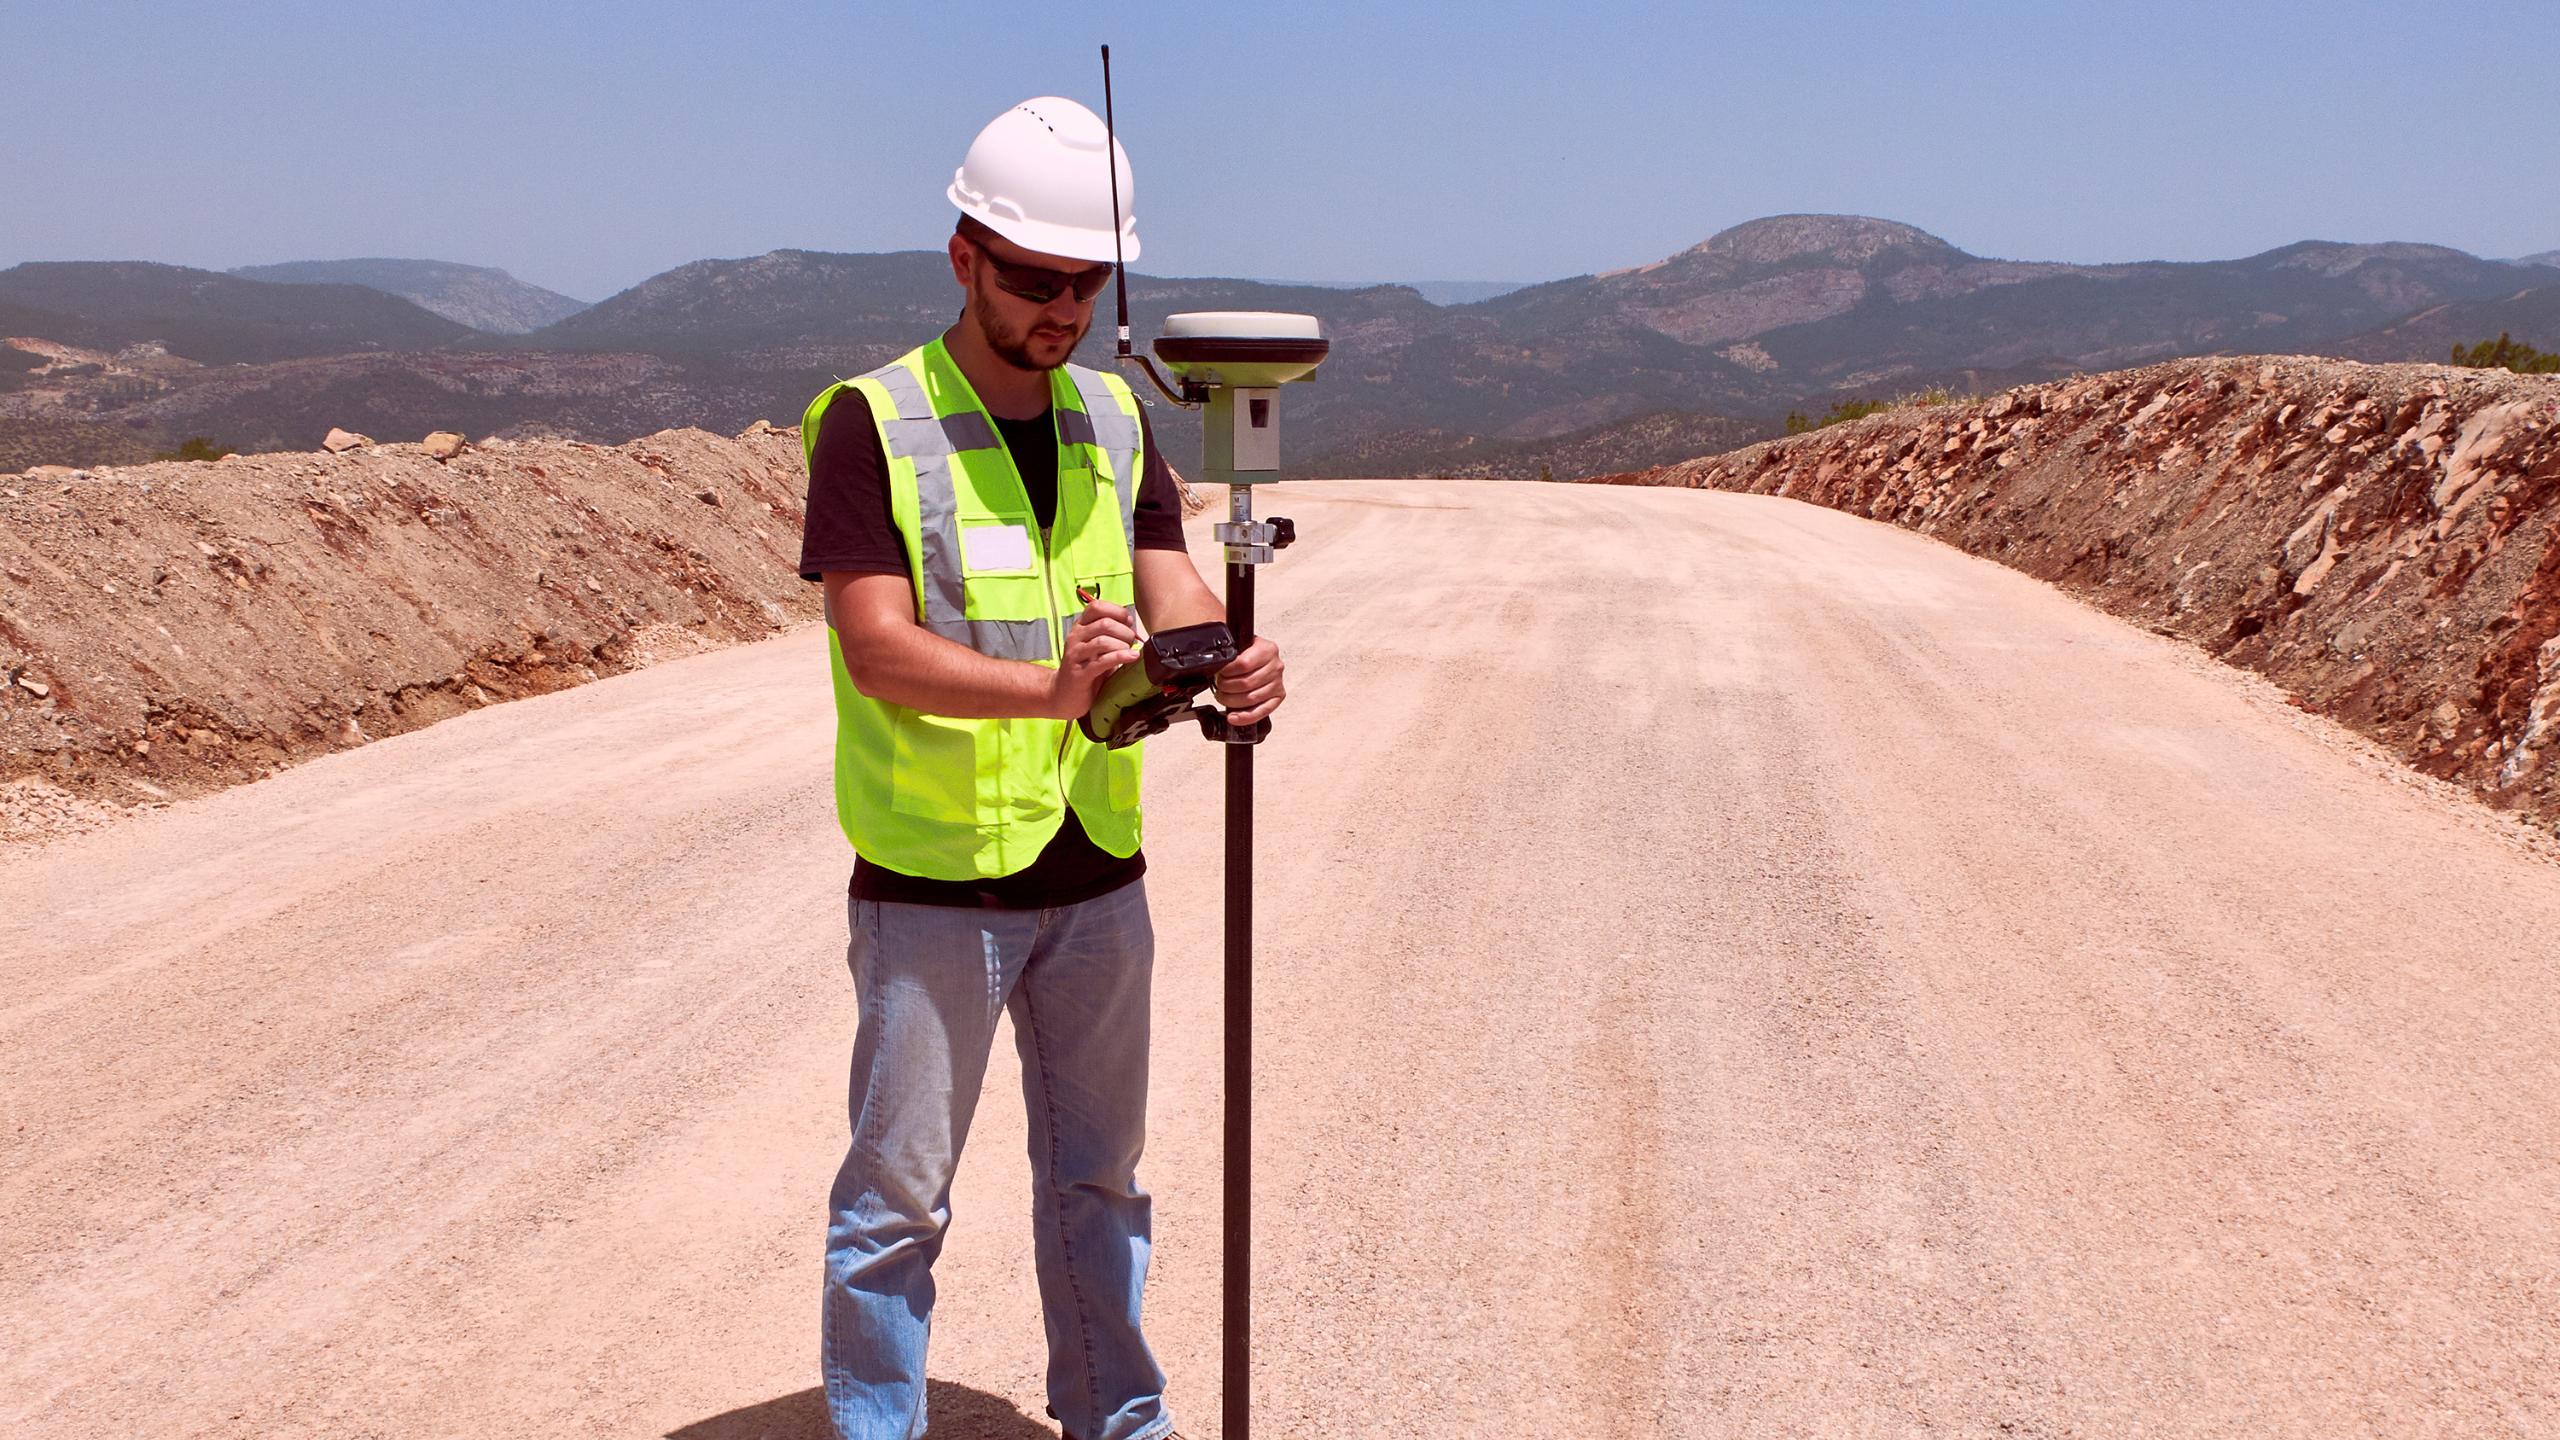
[948,181,1140,266]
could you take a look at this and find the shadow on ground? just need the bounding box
[668,1382,1056,1439]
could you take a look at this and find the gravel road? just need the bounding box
[7,482,2557,1439]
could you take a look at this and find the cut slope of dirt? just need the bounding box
[0,425,820,839]
[1606,357,2560,823]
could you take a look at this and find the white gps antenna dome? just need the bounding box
[1154,312,1330,388]
[948,96,1140,264]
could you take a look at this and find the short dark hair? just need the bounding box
[955,215,1003,250]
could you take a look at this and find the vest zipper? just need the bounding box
[1045,559,1080,817]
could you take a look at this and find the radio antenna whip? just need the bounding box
[1101,44,1197,407]
[1102,45,1131,358]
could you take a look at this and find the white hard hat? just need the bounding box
[948,96,1140,265]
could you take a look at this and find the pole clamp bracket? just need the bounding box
[1191,703,1270,745]
[1214,520,1283,545]
[1215,517,1294,566]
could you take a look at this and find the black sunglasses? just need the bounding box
[967,238,1114,305]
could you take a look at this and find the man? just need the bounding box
[797,96,1280,1440]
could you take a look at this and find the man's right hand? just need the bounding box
[1047,598,1143,721]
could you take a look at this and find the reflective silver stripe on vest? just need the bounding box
[868,361,937,420]
[866,361,1054,663]
[1066,367,1144,554]
[940,411,1001,453]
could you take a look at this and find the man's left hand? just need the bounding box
[1214,636,1284,724]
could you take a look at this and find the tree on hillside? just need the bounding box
[151,436,235,462]
[1786,397,1896,434]
[2451,333,2560,374]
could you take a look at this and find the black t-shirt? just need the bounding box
[799,381,1192,910]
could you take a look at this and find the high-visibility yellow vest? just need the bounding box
[800,337,1149,879]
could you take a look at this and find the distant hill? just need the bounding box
[2515,251,2560,271]
[0,415,164,472]
[8,218,2555,475]
[0,262,475,363]
[1409,281,1534,306]
[0,298,83,366]
[228,259,589,334]
[507,252,1442,464]
[1259,279,1533,306]
[523,249,961,353]
[2327,283,2560,364]
[1459,217,2530,391]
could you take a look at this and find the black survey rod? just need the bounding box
[1223,554,1254,1440]
[1102,50,1248,1433]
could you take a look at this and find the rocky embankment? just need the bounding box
[1605,357,2560,822]
[0,425,820,839]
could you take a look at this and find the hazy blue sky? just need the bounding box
[5,1,2554,302]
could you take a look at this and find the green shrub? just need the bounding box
[1785,397,1893,434]
[1785,384,2021,437]
[2451,333,2560,374]
[1821,397,1893,427]
[151,436,236,462]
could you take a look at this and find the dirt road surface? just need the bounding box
[7,482,2558,1439]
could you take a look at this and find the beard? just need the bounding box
[969,274,1091,373]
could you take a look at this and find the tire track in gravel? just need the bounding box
[7,481,2560,1439]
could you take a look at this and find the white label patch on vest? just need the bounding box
[961,523,1034,573]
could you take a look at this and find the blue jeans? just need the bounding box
[822,881,1173,1440]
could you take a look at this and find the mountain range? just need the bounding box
[0,261,475,364]
[226,259,590,334]
[1259,279,1532,306]
[5,215,2557,477]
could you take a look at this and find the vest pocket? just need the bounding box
[889,710,986,821]
[1065,726,1144,835]
[962,574,1048,625]
[955,509,1044,626]
[1107,744,1142,810]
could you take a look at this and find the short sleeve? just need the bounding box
[1132,406,1189,553]
[798,387,912,582]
